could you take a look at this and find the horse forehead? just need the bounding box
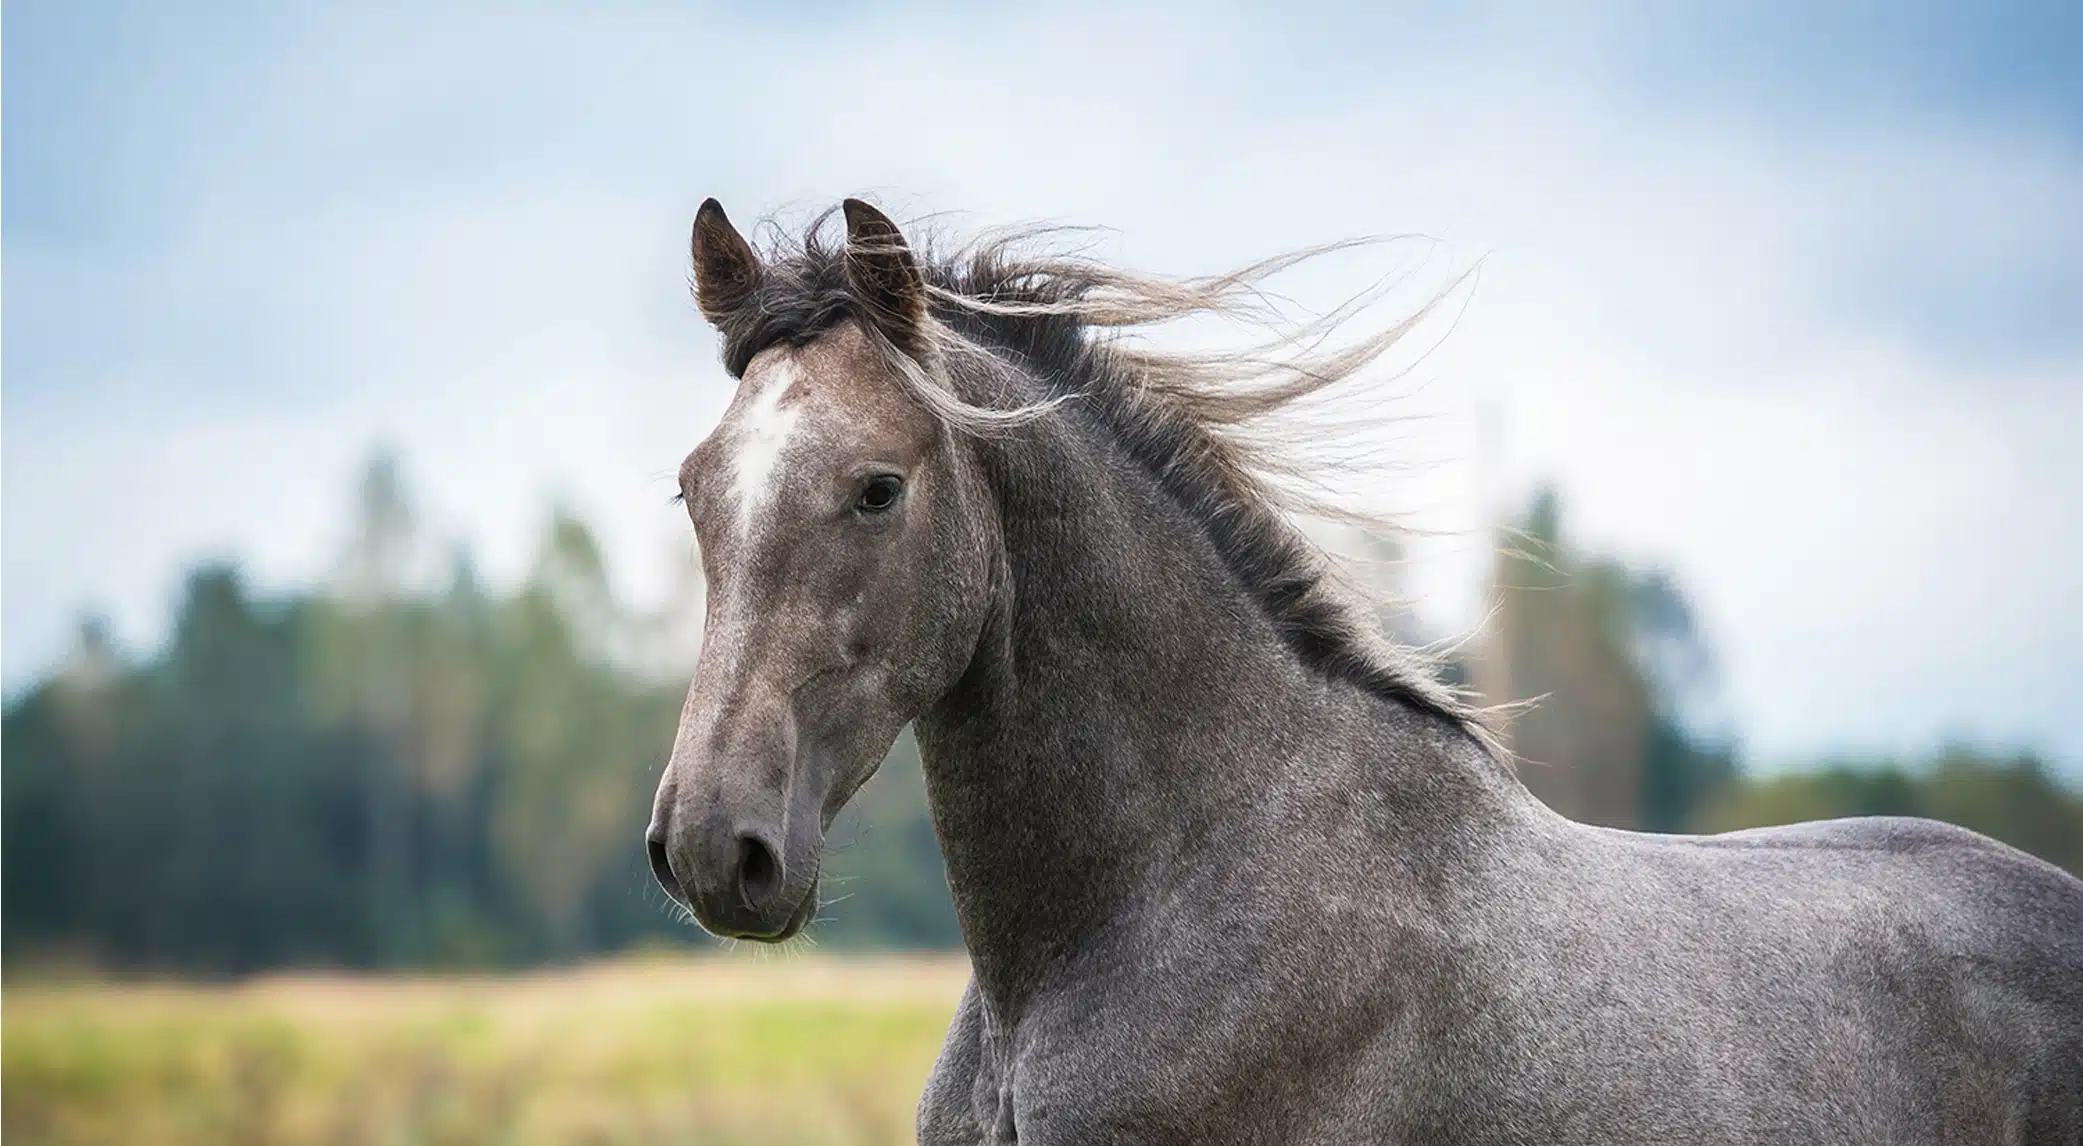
[710,342,869,526]
[715,355,821,536]
[701,327,920,543]
[724,358,792,506]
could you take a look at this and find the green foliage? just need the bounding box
[822,736,961,950]
[3,458,959,973]
[1694,748,2083,876]
[1480,487,1738,831]
[5,463,2074,974]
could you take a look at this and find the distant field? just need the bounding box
[4,954,970,1146]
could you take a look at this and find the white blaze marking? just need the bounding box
[730,360,803,535]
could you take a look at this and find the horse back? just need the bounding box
[1460,815,2083,1144]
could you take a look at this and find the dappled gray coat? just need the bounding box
[646,197,2083,1145]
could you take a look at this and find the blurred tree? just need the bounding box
[822,733,963,949]
[1694,749,2082,877]
[0,450,968,971]
[1476,489,1648,826]
[1621,572,1739,832]
[309,452,430,966]
[4,462,2073,972]
[1474,487,1736,830]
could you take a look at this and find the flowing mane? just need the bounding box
[700,208,1496,751]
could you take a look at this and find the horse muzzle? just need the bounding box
[647,800,818,941]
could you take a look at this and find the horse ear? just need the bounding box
[690,199,761,325]
[841,198,927,347]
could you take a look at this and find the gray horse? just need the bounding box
[645,198,2083,1144]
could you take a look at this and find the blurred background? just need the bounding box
[6,2,2080,1144]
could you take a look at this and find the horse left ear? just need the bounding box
[841,198,928,350]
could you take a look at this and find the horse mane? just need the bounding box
[704,207,1500,755]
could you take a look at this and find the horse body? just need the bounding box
[648,198,2083,1145]
[908,368,2083,1145]
[920,808,2083,1143]
[920,774,2083,1142]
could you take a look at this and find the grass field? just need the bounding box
[3,954,970,1146]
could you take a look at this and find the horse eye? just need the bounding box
[856,475,904,514]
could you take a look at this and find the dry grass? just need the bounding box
[3,952,971,1146]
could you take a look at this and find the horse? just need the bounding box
[644,197,2083,1144]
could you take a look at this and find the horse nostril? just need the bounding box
[647,833,683,904]
[736,833,782,906]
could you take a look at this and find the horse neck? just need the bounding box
[912,400,1522,1012]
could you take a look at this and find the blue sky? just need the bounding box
[7,1,2081,771]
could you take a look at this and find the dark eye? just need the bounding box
[856,474,904,514]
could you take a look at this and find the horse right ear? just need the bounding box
[690,199,762,325]
[841,198,929,354]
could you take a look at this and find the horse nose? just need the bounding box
[646,822,681,902]
[731,832,784,907]
[648,811,790,936]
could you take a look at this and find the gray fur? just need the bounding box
[650,199,2083,1144]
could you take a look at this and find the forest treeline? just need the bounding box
[5,461,2077,973]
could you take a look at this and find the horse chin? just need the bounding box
[769,880,821,942]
